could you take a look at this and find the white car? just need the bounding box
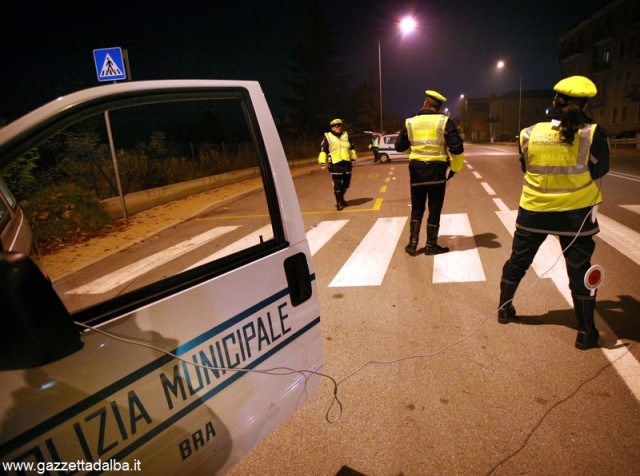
[370,132,409,163]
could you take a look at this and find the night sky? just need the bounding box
[1,0,612,123]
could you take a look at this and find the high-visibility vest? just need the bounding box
[519,122,602,211]
[406,114,449,162]
[324,132,354,163]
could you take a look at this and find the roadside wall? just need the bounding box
[102,158,317,219]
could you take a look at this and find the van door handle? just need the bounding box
[283,252,312,306]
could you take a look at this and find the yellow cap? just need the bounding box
[425,90,447,102]
[330,118,343,126]
[553,76,597,98]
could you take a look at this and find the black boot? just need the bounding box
[335,191,345,211]
[573,294,599,350]
[405,220,421,256]
[425,224,449,255]
[498,279,518,324]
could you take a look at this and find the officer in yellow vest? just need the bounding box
[318,118,357,210]
[498,75,610,351]
[395,90,464,255]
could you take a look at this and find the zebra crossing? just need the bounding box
[67,205,640,295]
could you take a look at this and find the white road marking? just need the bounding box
[68,226,239,294]
[434,213,486,283]
[306,220,349,256]
[329,216,407,287]
[609,171,640,183]
[620,204,640,214]
[186,224,273,270]
[493,198,510,212]
[481,182,496,195]
[597,214,640,266]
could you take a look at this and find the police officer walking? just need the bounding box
[319,118,357,211]
[498,76,610,351]
[395,90,464,255]
[371,133,380,163]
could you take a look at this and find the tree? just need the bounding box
[0,149,39,201]
[353,70,380,132]
[280,2,354,134]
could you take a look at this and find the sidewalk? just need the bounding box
[41,163,319,281]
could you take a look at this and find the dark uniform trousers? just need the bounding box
[329,161,352,195]
[408,160,447,226]
[502,228,596,297]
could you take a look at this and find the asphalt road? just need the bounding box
[226,143,640,476]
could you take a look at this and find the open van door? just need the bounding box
[0,81,322,474]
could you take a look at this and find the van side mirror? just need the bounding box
[0,252,83,370]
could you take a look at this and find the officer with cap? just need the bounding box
[395,89,464,255]
[498,75,610,351]
[318,118,357,210]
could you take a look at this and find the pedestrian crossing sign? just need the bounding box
[93,47,127,82]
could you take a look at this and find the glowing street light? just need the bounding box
[378,15,417,132]
[400,16,416,35]
[497,60,522,135]
[459,93,468,139]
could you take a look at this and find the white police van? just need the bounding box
[0,81,322,474]
[369,132,409,163]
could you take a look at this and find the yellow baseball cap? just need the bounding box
[425,90,447,102]
[553,76,597,98]
[330,118,343,126]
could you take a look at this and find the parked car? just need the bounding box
[365,132,409,162]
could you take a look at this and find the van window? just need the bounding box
[0,177,17,209]
[0,195,8,235]
[10,92,280,319]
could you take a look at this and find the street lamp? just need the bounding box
[459,94,468,139]
[497,60,522,136]
[378,15,416,133]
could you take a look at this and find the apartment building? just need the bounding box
[461,0,639,142]
[558,0,640,137]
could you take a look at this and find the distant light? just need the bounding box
[497,60,506,69]
[400,16,416,35]
[460,94,465,99]
[41,380,57,390]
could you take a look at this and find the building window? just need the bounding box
[618,41,625,58]
[621,106,627,123]
[611,107,617,124]
[603,48,610,63]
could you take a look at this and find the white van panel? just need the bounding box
[377,133,409,162]
[0,80,322,474]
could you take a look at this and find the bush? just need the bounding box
[23,184,112,246]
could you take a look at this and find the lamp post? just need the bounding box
[459,94,468,139]
[378,15,416,133]
[497,60,522,137]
